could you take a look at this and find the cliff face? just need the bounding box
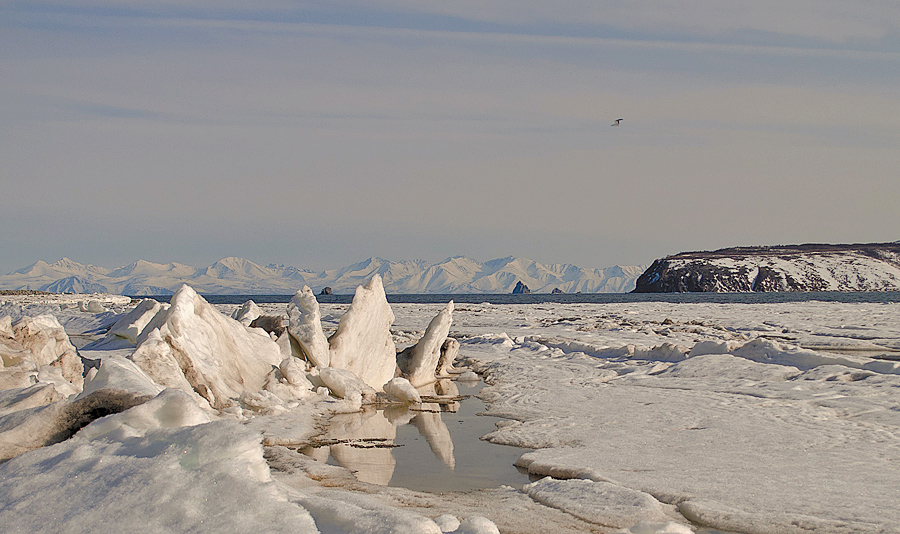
[633,242,900,292]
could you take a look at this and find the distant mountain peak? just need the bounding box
[13,260,50,275]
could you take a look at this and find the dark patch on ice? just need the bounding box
[249,315,285,337]
[48,390,154,445]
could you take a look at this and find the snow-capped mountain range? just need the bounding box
[0,256,647,295]
[633,242,900,292]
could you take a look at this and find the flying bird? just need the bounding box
[611,118,623,126]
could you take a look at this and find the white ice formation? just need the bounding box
[437,337,461,377]
[318,366,377,406]
[231,299,262,326]
[286,276,401,392]
[0,352,164,461]
[397,301,453,387]
[383,377,422,404]
[286,286,330,368]
[107,299,166,344]
[327,275,397,391]
[2,314,83,390]
[0,419,321,533]
[14,289,900,532]
[130,285,283,409]
[287,279,461,398]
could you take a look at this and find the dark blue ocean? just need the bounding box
[158,292,900,306]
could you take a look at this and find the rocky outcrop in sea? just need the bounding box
[512,281,531,294]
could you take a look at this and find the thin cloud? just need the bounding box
[18,0,900,44]
[13,6,900,63]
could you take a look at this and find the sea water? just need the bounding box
[196,291,900,305]
[310,380,531,492]
[388,380,531,492]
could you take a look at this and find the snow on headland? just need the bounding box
[635,241,900,292]
[0,256,647,295]
[2,280,900,533]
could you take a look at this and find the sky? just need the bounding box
[2,1,899,273]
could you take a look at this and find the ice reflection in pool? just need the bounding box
[305,379,531,492]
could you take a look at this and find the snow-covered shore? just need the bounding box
[2,290,899,533]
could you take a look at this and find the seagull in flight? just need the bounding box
[611,118,623,126]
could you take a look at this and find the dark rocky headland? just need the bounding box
[633,242,900,292]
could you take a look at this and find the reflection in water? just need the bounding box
[305,379,529,492]
[327,411,397,485]
[411,411,455,468]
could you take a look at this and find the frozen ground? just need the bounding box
[2,292,899,533]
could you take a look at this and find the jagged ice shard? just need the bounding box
[130,285,283,409]
[231,299,262,327]
[398,301,454,388]
[322,275,397,391]
[107,299,166,344]
[6,314,83,390]
[286,286,330,368]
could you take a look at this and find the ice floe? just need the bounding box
[2,290,900,533]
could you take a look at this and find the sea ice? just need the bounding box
[292,489,443,533]
[437,337,461,376]
[3,292,900,533]
[0,382,64,417]
[106,298,165,344]
[130,328,200,398]
[287,286,331,368]
[397,301,454,387]
[77,354,164,400]
[434,514,461,532]
[6,314,83,389]
[231,299,262,326]
[326,275,397,391]
[454,302,900,533]
[76,388,211,441]
[129,285,283,409]
[383,376,422,404]
[0,366,159,461]
[522,477,684,528]
[0,420,321,533]
[613,522,693,534]
[318,366,378,406]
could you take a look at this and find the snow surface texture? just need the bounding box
[4,292,900,533]
[0,256,646,294]
[444,300,900,534]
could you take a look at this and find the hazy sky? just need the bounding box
[2,1,899,273]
